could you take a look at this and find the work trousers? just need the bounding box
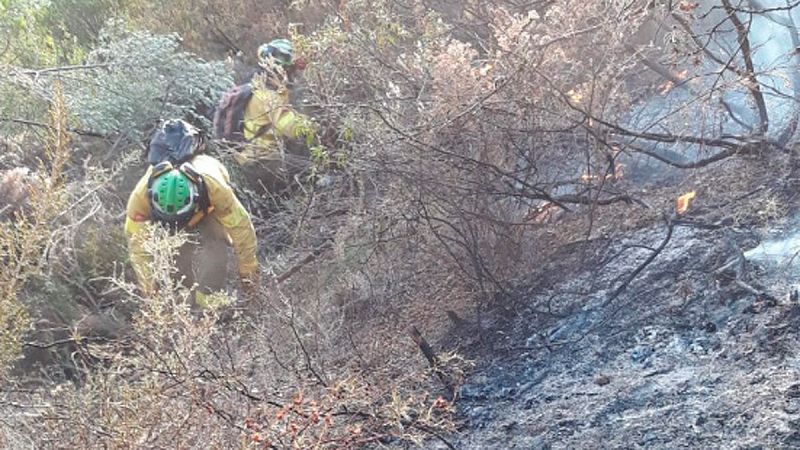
[175,218,229,299]
[238,140,310,194]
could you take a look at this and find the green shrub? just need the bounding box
[63,20,232,136]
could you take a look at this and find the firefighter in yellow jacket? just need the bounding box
[235,38,315,192]
[124,120,258,306]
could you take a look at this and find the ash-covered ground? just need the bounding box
[433,217,800,449]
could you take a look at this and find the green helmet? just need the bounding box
[258,39,294,68]
[148,165,199,226]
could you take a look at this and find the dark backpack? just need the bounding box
[147,119,204,165]
[213,83,253,142]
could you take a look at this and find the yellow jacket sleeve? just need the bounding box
[273,107,308,140]
[124,168,155,293]
[203,170,258,278]
[244,87,312,142]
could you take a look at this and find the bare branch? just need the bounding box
[722,0,770,135]
[749,0,800,146]
[604,215,675,306]
[627,144,739,168]
[11,63,112,77]
[0,117,106,138]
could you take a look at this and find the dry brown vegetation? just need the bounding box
[2,0,800,447]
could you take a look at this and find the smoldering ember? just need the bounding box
[3,1,800,448]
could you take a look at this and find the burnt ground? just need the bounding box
[429,216,800,449]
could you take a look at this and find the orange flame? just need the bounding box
[658,80,675,96]
[527,202,562,224]
[676,191,696,215]
[658,70,689,95]
[580,163,625,183]
[567,89,583,104]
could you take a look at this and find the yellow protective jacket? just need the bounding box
[235,84,310,165]
[124,154,258,293]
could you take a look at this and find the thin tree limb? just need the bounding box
[604,215,675,307]
[723,0,770,135]
[408,326,455,400]
[0,117,106,138]
[627,144,739,168]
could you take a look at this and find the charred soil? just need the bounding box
[430,159,800,449]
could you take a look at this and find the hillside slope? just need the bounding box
[432,212,800,448]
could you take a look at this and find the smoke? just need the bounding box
[624,0,800,177]
[747,0,800,134]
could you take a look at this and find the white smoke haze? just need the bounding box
[622,0,800,177]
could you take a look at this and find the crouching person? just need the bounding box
[124,119,259,308]
[214,38,317,193]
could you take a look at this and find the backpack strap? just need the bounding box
[250,121,273,142]
[146,161,174,190]
[179,162,211,216]
[145,161,212,229]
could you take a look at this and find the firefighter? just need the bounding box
[124,120,259,307]
[229,38,316,192]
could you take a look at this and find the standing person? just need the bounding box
[125,119,259,307]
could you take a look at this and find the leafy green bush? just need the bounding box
[63,21,232,136]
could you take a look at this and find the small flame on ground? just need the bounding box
[658,80,674,96]
[580,163,625,183]
[527,202,562,224]
[676,191,696,215]
[657,70,689,95]
[567,89,583,104]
